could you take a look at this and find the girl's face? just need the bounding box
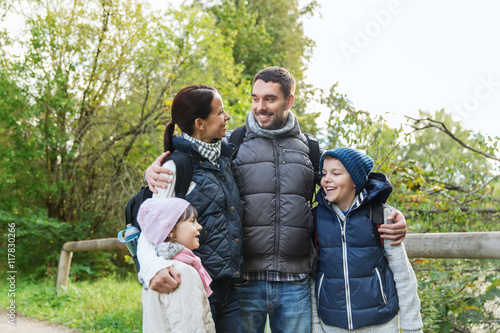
[321,157,356,211]
[171,215,203,250]
[197,93,231,143]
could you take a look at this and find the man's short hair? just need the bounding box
[253,67,296,98]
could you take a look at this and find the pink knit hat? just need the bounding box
[137,197,191,245]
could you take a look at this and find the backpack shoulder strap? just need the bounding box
[303,132,321,185]
[229,125,246,159]
[370,201,385,250]
[165,151,193,199]
[125,186,153,229]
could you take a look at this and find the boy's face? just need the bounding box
[321,157,357,211]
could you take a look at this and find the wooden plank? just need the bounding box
[55,232,500,295]
[62,238,126,252]
[57,239,126,294]
[404,232,500,259]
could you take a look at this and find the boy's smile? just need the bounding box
[321,158,357,211]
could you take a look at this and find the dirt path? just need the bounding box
[0,312,78,333]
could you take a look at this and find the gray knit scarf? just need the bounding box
[248,110,296,139]
[181,132,221,168]
[156,241,185,260]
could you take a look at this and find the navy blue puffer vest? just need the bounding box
[315,173,399,329]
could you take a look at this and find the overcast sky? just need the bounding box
[300,0,500,138]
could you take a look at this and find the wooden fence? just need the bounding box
[56,232,500,295]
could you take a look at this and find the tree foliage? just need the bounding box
[200,0,320,121]
[2,0,246,223]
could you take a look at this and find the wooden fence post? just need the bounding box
[56,238,126,295]
[56,249,73,296]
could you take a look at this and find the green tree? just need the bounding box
[204,0,318,81]
[198,0,321,130]
[0,0,251,278]
[1,0,249,224]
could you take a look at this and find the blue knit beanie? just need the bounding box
[320,147,374,194]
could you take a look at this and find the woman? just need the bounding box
[137,85,244,332]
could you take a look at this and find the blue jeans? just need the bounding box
[209,277,245,333]
[236,278,311,333]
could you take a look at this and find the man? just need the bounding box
[143,67,407,332]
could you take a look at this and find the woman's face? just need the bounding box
[197,93,231,143]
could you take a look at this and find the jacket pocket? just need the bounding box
[374,267,388,305]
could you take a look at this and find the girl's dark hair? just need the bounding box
[164,85,218,152]
[177,203,198,223]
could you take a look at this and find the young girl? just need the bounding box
[138,197,215,332]
[312,147,423,333]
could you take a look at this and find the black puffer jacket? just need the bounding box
[173,136,243,280]
[231,117,315,274]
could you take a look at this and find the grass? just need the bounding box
[1,273,275,332]
[0,274,142,332]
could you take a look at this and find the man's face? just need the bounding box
[251,79,294,130]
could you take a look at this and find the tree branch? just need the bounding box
[407,116,500,162]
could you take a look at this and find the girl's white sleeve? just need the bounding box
[136,160,177,288]
[383,207,423,333]
[137,233,172,288]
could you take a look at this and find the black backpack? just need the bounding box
[122,151,194,272]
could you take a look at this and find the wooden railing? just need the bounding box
[56,232,500,295]
[57,238,126,295]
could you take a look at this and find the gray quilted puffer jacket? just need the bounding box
[231,114,315,274]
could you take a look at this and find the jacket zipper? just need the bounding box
[375,267,389,305]
[273,140,280,269]
[339,214,353,329]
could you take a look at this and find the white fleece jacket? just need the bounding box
[142,260,215,332]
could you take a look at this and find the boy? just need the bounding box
[313,148,422,332]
